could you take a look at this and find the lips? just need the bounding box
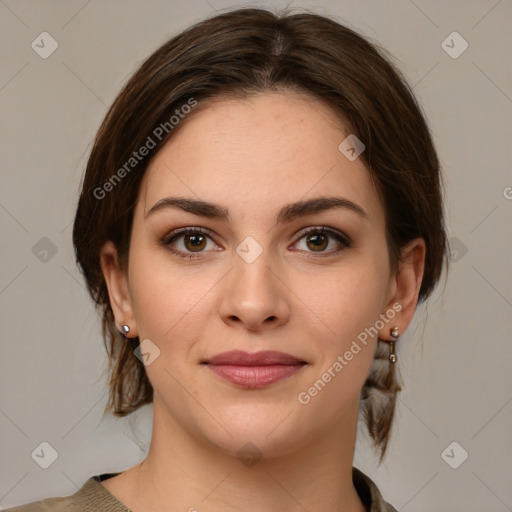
[203,350,305,366]
[202,350,307,389]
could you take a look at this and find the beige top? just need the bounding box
[4,467,398,511]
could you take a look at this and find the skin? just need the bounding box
[100,90,426,512]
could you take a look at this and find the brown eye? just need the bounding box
[293,227,351,256]
[160,227,219,259]
[305,232,329,252]
[183,233,207,252]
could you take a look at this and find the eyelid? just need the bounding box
[159,226,220,250]
[159,225,352,258]
[293,225,352,246]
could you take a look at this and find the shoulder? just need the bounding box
[2,474,130,512]
[5,469,396,512]
[1,495,73,512]
[352,466,398,512]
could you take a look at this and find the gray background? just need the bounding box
[1,0,511,510]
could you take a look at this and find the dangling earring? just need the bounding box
[121,324,130,337]
[389,326,399,363]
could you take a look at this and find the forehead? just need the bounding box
[136,91,383,225]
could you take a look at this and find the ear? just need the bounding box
[378,237,426,340]
[99,240,138,338]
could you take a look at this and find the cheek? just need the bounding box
[298,258,389,343]
[294,260,389,395]
[295,282,383,417]
[128,245,204,343]
[127,252,212,400]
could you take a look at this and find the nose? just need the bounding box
[218,248,291,333]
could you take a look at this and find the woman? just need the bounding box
[8,6,449,512]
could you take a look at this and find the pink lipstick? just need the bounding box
[202,350,306,389]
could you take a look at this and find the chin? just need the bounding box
[196,404,311,461]
[209,430,303,462]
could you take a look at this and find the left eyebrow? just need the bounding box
[145,195,369,223]
[276,196,369,223]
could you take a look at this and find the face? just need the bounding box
[102,90,418,459]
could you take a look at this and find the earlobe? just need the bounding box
[99,240,138,337]
[379,237,426,341]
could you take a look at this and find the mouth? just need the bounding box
[201,350,307,389]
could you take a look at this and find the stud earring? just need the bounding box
[389,326,399,363]
[121,325,130,337]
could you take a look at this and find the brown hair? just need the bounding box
[72,6,449,463]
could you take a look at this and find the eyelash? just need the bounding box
[158,226,352,260]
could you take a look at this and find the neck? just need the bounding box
[125,396,366,512]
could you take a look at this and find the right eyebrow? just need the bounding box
[144,195,369,224]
